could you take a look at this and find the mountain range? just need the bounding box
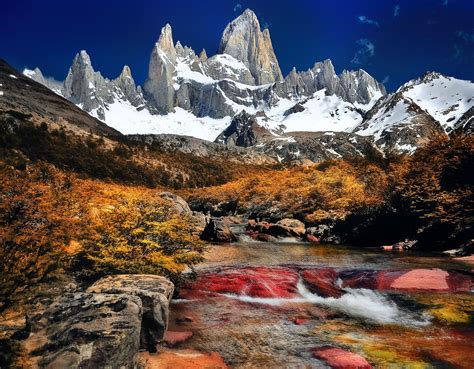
[15,9,474,160]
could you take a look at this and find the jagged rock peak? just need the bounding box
[199,49,208,62]
[218,8,283,85]
[156,23,176,59]
[119,65,132,79]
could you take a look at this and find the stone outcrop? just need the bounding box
[200,218,237,242]
[215,110,272,147]
[159,192,193,217]
[63,50,144,120]
[247,218,306,239]
[87,274,174,351]
[20,274,174,368]
[22,292,143,368]
[218,9,283,85]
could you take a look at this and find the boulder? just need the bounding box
[87,274,174,351]
[159,192,193,217]
[22,293,143,369]
[311,347,372,369]
[200,218,237,242]
[247,218,306,239]
[274,218,306,237]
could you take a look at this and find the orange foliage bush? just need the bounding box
[0,161,205,309]
[186,159,390,223]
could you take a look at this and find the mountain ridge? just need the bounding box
[20,9,473,154]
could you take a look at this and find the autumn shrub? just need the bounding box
[0,163,86,309]
[395,134,474,250]
[0,161,207,309]
[77,193,206,283]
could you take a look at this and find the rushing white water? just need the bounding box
[223,279,430,326]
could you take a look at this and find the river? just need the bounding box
[165,240,474,368]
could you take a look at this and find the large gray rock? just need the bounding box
[201,218,237,242]
[218,9,283,85]
[159,192,193,217]
[22,293,143,369]
[87,275,174,351]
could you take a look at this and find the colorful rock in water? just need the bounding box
[311,347,372,369]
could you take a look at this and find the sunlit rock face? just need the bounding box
[218,9,283,85]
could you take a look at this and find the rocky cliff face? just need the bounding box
[215,110,273,147]
[62,50,144,120]
[144,24,177,114]
[218,9,283,85]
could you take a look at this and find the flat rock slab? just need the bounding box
[140,349,229,369]
[180,266,299,299]
[23,292,142,369]
[312,347,372,369]
[87,274,174,349]
[164,330,193,347]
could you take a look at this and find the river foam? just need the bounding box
[223,279,430,326]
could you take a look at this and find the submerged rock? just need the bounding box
[179,266,299,299]
[311,346,372,369]
[302,269,343,298]
[139,348,229,369]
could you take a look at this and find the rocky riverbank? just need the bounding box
[4,275,174,368]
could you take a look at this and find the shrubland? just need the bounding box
[0,162,205,310]
[185,134,473,250]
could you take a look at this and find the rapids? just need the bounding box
[163,241,474,368]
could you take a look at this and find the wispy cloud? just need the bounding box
[382,76,390,84]
[233,3,242,12]
[358,15,379,27]
[442,0,448,5]
[453,31,474,62]
[393,5,400,17]
[351,39,375,65]
[456,31,474,43]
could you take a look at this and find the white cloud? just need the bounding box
[233,3,242,12]
[382,75,390,84]
[358,15,379,27]
[351,39,375,65]
[393,5,400,17]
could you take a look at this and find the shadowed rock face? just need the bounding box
[20,275,175,368]
[215,110,272,147]
[218,9,283,85]
[22,293,143,369]
[87,274,174,351]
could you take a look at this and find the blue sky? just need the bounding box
[1,0,473,91]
